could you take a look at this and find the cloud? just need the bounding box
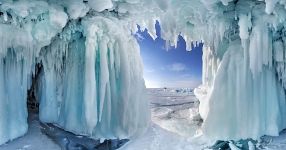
[168,63,187,72]
[145,68,155,73]
[180,74,193,78]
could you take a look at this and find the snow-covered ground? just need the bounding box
[0,112,60,150]
[0,111,129,150]
[149,88,201,137]
[121,88,209,150]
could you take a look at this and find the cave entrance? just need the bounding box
[135,21,203,136]
[135,21,203,89]
[27,63,42,114]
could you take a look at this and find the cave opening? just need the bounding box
[134,22,204,136]
[135,21,203,89]
[27,63,43,114]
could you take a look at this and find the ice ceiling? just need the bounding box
[1,0,286,145]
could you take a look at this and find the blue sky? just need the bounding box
[135,22,203,88]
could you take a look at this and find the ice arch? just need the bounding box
[1,0,286,145]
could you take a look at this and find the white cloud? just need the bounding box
[168,63,187,72]
[180,74,193,78]
[145,68,155,73]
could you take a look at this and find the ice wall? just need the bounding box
[202,41,286,140]
[37,16,149,139]
[193,0,286,140]
[0,49,29,145]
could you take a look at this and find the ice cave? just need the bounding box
[1,0,286,149]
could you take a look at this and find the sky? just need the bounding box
[135,21,203,88]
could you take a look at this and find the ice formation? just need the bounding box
[1,0,286,146]
[38,16,149,139]
[0,0,149,145]
[192,1,286,140]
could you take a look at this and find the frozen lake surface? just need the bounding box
[121,88,208,150]
[149,88,202,137]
